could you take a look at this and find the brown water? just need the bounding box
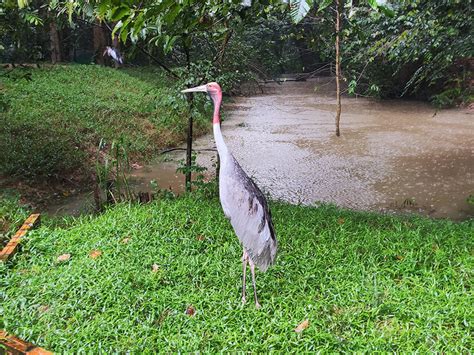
[46,79,474,220]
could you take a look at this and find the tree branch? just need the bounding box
[136,45,180,79]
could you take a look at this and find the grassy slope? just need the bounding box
[1,196,472,352]
[0,65,210,179]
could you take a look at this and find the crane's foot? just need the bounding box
[242,296,246,305]
[248,258,261,309]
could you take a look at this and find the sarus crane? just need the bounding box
[182,82,277,308]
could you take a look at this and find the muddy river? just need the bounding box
[47,79,474,220]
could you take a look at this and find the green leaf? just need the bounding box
[111,20,123,39]
[121,28,128,43]
[379,5,395,17]
[17,0,29,9]
[367,0,395,17]
[66,1,75,23]
[290,0,313,23]
[97,0,111,20]
[82,3,94,18]
[111,6,130,21]
[163,35,178,54]
[317,0,332,12]
[367,0,378,11]
[163,4,182,24]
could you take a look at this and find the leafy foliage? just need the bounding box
[0,1,48,62]
[343,0,473,104]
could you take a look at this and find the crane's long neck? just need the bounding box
[212,94,229,159]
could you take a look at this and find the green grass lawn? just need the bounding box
[1,195,472,352]
[0,65,210,180]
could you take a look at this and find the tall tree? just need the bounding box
[334,0,341,136]
[49,17,61,63]
[289,0,392,136]
[92,20,106,65]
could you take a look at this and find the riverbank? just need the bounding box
[31,77,474,221]
[1,195,472,352]
[0,64,210,193]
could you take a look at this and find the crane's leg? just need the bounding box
[248,258,261,309]
[241,249,248,304]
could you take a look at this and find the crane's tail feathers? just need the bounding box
[248,238,277,272]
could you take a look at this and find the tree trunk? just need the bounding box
[49,20,61,64]
[216,22,233,68]
[93,20,107,65]
[112,34,122,68]
[335,0,342,137]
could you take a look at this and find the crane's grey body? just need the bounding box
[182,82,277,307]
[213,124,277,272]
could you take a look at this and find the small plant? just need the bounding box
[94,137,133,210]
[149,179,176,200]
[467,194,474,206]
[430,79,468,108]
[403,197,416,207]
[176,152,208,191]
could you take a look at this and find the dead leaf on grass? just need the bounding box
[185,305,196,316]
[121,237,131,244]
[57,253,71,262]
[152,264,160,272]
[295,319,309,333]
[196,235,205,241]
[337,218,345,225]
[89,250,102,259]
[38,305,50,313]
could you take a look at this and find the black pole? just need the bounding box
[185,94,193,191]
[183,35,193,192]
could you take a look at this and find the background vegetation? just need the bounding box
[1,0,472,186]
[2,0,471,103]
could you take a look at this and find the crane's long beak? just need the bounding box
[181,84,208,93]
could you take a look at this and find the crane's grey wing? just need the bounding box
[220,156,277,271]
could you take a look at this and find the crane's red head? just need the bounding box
[181,82,221,99]
[181,82,222,124]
